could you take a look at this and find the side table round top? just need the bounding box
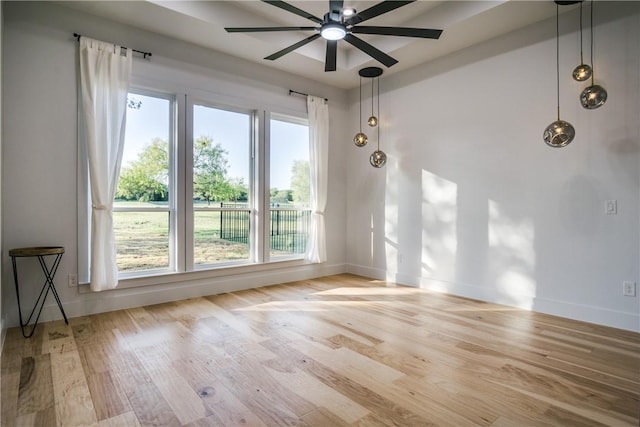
[9,246,65,257]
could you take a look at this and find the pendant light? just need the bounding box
[353,76,368,147]
[580,0,607,109]
[357,67,386,167]
[572,1,592,81]
[544,3,575,148]
[369,68,386,167]
[367,75,378,127]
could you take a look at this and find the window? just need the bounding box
[269,114,310,259]
[80,88,313,283]
[191,104,252,267]
[114,91,175,275]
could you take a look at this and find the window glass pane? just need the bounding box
[114,211,169,272]
[114,93,172,274]
[194,210,250,264]
[193,105,251,265]
[269,117,310,257]
[117,94,171,207]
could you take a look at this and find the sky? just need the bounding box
[123,93,309,190]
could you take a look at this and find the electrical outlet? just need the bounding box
[68,273,78,288]
[605,200,617,215]
[622,281,636,297]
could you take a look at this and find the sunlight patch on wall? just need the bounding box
[421,170,458,283]
[489,200,536,310]
[385,198,399,271]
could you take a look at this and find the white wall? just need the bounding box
[346,2,640,332]
[1,2,348,327]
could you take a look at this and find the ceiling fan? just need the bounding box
[225,0,443,72]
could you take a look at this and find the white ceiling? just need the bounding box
[58,1,568,89]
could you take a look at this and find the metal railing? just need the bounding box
[195,204,310,254]
[270,208,310,254]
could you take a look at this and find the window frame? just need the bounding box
[186,97,257,271]
[114,88,177,279]
[267,112,311,263]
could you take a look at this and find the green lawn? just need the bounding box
[113,206,308,272]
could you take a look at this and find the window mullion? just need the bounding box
[184,95,195,271]
[255,110,269,264]
[176,93,188,273]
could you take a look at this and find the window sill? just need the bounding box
[81,257,312,292]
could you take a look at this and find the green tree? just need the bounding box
[116,138,168,202]
[193,135,230,205]
[228,177,249,202]
[290,160,310,205]
[270,188,292,204]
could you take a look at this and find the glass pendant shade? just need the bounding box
[580,84,607,109]
[543,120,575,148]
[354,132,368,147]
[572,2,592,82]
[370,150,387,168]
[367,116,378,127]
[572,63,592,81]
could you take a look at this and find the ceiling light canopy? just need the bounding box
[320,23,346,40]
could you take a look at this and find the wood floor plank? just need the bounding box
[86,371,131,421]
[2,274,639,426]
[264,364,370,424]
[17,354,55,418]
[97,411,141,427]
[50,349,98,426]
[172,355,268,427]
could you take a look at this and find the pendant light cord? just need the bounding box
[590,0,595,84]
[377,77,380,151]
[371,78,374,118]
[556,3,560,120]
[579,2,584,63]
[359,76,363,132]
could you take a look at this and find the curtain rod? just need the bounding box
[73,33,152,59]
[289,89,328,102]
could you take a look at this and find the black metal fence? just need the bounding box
[205,207,310,254]
[270,209,311,254]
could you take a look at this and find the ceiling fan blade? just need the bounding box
[344,34,398,67]
[346,1,414,26]
[325,40,337,72]
[225,27,317,33]
[264,33,321,61]
[352,26,443,39]
[262,0,323,24]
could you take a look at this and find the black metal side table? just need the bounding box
[9,246,69,338]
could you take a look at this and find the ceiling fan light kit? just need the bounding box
[225,0,443,72]
[321,23,346,40]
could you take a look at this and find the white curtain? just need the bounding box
[305,96,329,263]
[79,37,132,291]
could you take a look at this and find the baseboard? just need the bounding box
[4,262,347,328]
[345,264,640,333]
[0,316,6,357]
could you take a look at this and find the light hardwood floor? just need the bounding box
[2,274,639,426]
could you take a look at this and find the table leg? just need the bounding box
[37,254,69,324]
